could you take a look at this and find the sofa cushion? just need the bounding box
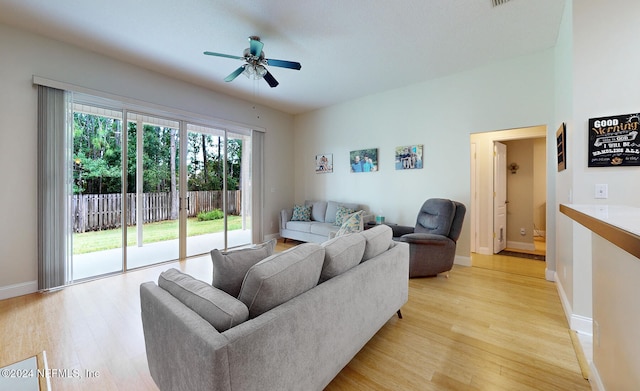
[335,210,364,236]
[291,204,312,221]
[320,233,366,282]
[210,239,277,297]
[305,200,328,222]
[309,222,337,237]
[286,221,313,232]
[325,201,359,224]
[158,268,249,332]
[238,243,325,318]
[359,224,393,261]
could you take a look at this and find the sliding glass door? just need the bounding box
[71,106,125,279]
[70,99,253,281]
[126,113,180,269]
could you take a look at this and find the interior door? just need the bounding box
[494,141,507,253]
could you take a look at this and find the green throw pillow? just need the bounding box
[291,204,312,221]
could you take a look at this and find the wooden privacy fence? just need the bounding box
[72,190,242,233]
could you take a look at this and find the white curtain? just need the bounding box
[251,130,264,244]
[37,86,72,290]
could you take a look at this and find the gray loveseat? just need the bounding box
[279,200,374,243]
[140,225,409,391]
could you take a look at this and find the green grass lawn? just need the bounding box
[73,216,244,254]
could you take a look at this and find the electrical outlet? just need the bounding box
[595,184,608,199]
[520,228,526,236]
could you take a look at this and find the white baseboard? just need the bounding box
[589,361,604,391]
[264,233,280,242]
[506,240,536,251]
[0,280,37,300]
[571,315,593,337]
[545,268,555,281]
[454,255,471,267]
[477,246,492,255]
[555,272,593,336]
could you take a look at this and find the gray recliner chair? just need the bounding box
[391,198,466,278]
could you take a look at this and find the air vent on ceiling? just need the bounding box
[491,0,512,7]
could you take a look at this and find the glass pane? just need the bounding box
[71,107,124,279]
[126,113,180,269]
[226,131,252,249]
[185,125,251,255]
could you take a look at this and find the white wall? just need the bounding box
[555,0,640,334]
[0,23,294,298]
[294,50,556,263]
[591,233,640,390]
[570,0,640,386]
[554,0,578,323]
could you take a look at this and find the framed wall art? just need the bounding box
[395,144,423,170]
[349,148,378,173]
[315,154,333,173]
[556,123,566,172]
[588,113,640,167]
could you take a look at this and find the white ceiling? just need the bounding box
[0,0,565,115]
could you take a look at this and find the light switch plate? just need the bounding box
[595,184,608,199]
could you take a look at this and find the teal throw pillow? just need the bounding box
[291,204,312,221]
[334,205,355,226]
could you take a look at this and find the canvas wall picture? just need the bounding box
[315,154,333,173]
[556,123,566,172]
[588,113,640,167]
[395,144,423,170]
[349,148,378,172]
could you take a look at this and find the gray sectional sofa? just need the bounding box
[279,200,374,243]
[140,225,409,391]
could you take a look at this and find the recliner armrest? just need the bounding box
[391,225,415,238]
[400,233,452,246]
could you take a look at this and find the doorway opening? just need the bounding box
[469,126,547,276]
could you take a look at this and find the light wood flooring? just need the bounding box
[0,239,589,390]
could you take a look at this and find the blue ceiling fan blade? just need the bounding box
[263,71,279,88]
[225,66,246,82]
[204,51,244,60]
[249,37,264,57]
[266,59,302,70]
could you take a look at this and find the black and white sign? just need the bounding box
[588,113,640,167]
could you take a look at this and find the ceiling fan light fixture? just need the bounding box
[491,0,512,7]
[242,64,267,80]
[204,36,300,88]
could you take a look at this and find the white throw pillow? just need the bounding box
[335,210,364,237]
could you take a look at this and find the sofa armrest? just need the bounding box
[400,233,452,246]
[140,282,232,391]
[361,212,375,224]
[391,225,415,238]
[279,208,292,230]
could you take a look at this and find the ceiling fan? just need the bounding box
[204,36,301,88]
